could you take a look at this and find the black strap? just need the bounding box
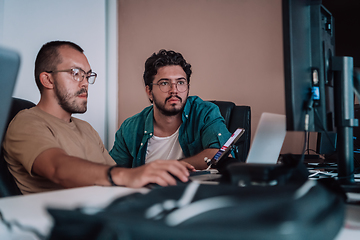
[107,165,120,186]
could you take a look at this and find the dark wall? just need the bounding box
[322,0,360,67]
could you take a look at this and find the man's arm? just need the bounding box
[180,148,219,170]
[32,148,193,188]
[33,148,111,187]
[179,99,234,170]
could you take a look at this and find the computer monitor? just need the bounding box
[282,0,359,191]
[283,0,335,133]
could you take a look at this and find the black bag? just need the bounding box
[48,178,345,240]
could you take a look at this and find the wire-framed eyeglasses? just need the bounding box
[46,68,97,84]
[151,80,189,93]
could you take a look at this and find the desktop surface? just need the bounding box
[0,183,359,239]
[0,186,149,238]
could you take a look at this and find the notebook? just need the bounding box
[245,112,286,164]
[0,46,20,141]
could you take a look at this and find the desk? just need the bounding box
[0,186,149,239]
[335,193,360,240]
[0,186,359,240]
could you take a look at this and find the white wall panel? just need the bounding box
[0,0,117,148]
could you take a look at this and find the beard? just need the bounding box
[53,81,88,114]
[152,93,187,116]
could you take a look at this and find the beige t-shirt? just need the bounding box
[3,106,115,194]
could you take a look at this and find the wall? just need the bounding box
[0,0,118,149]
[0,0,306,153]
[117,0,304,154]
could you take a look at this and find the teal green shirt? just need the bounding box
[109,96,232,167]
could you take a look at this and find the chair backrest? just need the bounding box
[0,47,20,145]
[209,101,251,162]
[0,98,36,197]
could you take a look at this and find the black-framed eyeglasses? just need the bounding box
[151,79,189,93]
[46,68,97,84]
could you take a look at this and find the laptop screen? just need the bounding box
[246,112,286,164]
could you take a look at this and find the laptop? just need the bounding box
[0,46,20,141]
[245,112,286,164]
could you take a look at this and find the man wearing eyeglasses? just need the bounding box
[109,49,232,170]
[3,42,192,194]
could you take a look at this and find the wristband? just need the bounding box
[107,165,120,186]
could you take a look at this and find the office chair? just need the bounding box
[0,98,36,197]
[209,101,251,162]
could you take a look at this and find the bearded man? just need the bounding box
[109,49,232,170]
[3,42,193,194]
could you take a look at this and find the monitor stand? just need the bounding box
[333,56,360,192]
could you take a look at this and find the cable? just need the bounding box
[299,130,307,163]
[307,132,310,155]
[301,88,314,162]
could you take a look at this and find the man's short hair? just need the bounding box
[143,49,192,90]
[34,40,84,92]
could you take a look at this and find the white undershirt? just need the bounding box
[145,128,185,164]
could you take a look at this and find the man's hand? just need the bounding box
[179,160,196,172]
[112,160,193,188]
